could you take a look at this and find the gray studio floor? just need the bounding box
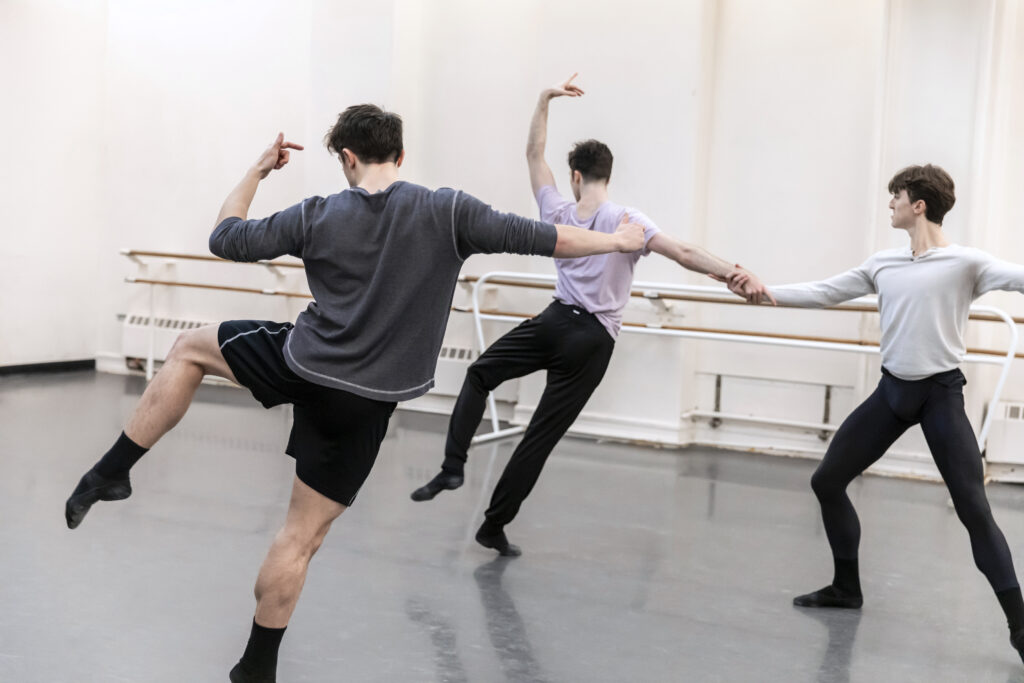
[4,371,1024,682]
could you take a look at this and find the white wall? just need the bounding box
[7,0,1024,478]
[0,0,107,365]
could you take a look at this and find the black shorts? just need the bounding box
[218,320,396,506]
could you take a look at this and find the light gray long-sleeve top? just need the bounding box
[769,245,1024,380]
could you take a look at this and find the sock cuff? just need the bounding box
[118,431,149,456]
[252,620,287,636]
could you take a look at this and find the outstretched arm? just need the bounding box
[527,73,584,195]
[976,255,1024,296]
[452,191,643,259]
[729,263,875,308]
[553,214,645,258]
[648,233,776,305]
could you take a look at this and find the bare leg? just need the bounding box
[65,325,239,529]
[253,476,346,628]
[125,324,238,448]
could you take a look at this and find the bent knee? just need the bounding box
[278,522,333,559]
[810,470,843,500]
[168,327,211,359]
[168,326,225,372]
[465,362,498,391]
[952,494,995,528]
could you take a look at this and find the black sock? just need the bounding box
[236,620,286,679]
[997,587,1024,633]
[832,557,861,596]
[93,432,148,479]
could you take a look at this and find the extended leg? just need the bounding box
[920,386,1024,662]
[795,382,911,607]
[478,333,613,555]
[230,476,345,683]
[412,317,548,502]
[66,325,236,529]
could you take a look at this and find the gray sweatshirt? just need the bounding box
[770,244,1024,380]
[210,181,557,401]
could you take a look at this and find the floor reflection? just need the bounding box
[793,606,862,683]
[474,557,549,683]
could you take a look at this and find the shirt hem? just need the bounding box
[283,338,433,402]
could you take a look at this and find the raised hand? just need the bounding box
[542,72,585,101]
[252,132,305,179]
[614,213,646,253]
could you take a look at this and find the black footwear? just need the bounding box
[65,469,132,529]
[1011,629,1024,666]
[229,662,275,683]
[475,525,522,557]
[793,585,863,609]
[410,471,464,501]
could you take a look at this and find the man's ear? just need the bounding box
[341,148,357,168]
[396,149,406,167]
[571,169,582,185]
[913,199,927,215]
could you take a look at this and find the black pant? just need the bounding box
[811,367,1019,592]
[444,301,615,527]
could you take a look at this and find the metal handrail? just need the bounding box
[120,249,304,269]
[461,273,1024,325]
[468,271,1019,452]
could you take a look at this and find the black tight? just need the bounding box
[811,368,1018,593]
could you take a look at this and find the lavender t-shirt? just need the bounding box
[537,185,659,338]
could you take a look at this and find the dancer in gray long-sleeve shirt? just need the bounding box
[64,104,645,683]
[729,164,1024,666]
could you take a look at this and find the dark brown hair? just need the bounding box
[324,104,403,164]
[887,164,956,224]
[568,139,613,183]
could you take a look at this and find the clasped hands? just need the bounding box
[710,268,777,306]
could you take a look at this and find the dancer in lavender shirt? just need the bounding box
[411,74,774,556]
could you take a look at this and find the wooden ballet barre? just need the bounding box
[121,249,304,269]
[458,275,1024,325]
[458,306,1024,360]
[125,277,312,298]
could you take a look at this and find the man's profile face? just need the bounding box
[888,189,918,230]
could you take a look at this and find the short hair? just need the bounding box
[567,139,613,183]
[887,164,956,224]
[324,104,403,164]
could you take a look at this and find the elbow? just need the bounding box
[208,227,230,259]
[208,237,225,259]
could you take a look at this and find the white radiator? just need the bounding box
[984,401,1024,465]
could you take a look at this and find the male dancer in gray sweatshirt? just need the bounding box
[64,104,645,683]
